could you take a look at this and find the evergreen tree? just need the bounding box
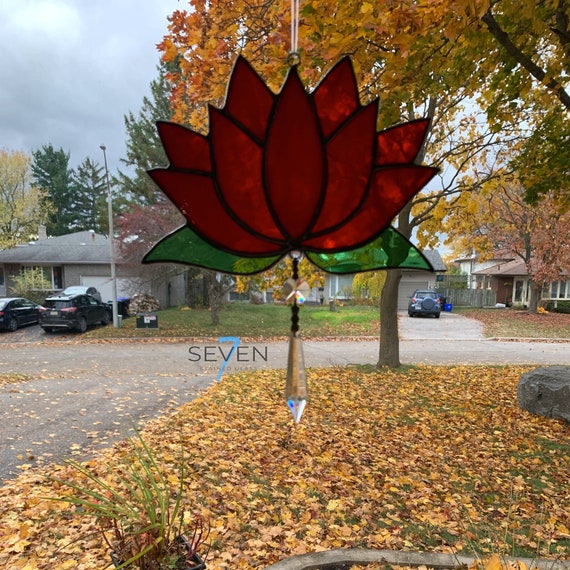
[70,157,108,233]
[31,144,75,235]
[116,64,173,207]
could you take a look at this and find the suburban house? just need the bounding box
[324,250,447,310]
[453,254,570,308]
[472,258,570,308]
[0,229,186,307]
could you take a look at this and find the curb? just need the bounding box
[264,548,570,570]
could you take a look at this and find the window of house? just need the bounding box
[547,280,569,300]
[53,266,63,289]
[514,280,523,302]
[23,266,63,290]
[0,266,4,287]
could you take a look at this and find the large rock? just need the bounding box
[518,366,570,422]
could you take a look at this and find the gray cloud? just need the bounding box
[0,0,183,173]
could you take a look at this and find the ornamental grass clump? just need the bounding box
[48,430,208,569]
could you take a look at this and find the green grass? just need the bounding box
[84,303,380,340]
[82,303,570,341]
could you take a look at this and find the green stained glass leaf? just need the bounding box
[142,225,281,275]
[306,227,433,274]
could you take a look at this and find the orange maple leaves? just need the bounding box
[0,366,568,569]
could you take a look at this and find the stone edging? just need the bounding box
[264,548,570,570]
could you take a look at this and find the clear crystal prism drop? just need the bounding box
[285,333,308,423]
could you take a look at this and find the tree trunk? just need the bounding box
[377,269,402,368]
[205,273,221,325]
[210,295,220,325]
[203,270,234,325]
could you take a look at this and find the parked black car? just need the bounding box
[408,290,441,318]
[0,297,41,331]
[40,293,110,332]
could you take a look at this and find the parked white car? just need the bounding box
[62,286,102,303]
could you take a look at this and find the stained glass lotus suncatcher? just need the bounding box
[144,56,438,422]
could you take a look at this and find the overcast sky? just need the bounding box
[0,0,184,175]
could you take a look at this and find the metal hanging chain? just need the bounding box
[288,0,301,66]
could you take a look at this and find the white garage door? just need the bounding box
[398,281,430,311]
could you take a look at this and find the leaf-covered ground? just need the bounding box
[1,366,568,569]
[456,309,570,340]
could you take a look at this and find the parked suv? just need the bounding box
[408,290,441,318]
[40,293,110,332]
[62,285,102,303]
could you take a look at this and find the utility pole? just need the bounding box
[100,145,119,327]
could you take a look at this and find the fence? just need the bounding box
[440,288,496,308]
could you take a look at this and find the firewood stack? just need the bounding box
[129,293,161,314]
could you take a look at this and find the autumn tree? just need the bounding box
[159,0,514,366]
[446,177,570,312]
[469,1,570,207]
[69,157,108,233]
[0,149,51,248]
[116,201,185,296]
[31,144,75,235]
[353,271,387,305]
[235,257,324,304]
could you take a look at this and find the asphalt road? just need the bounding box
[1,312,568,482]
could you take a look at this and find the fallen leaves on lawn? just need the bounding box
[462,309,570,340]
[0,366,568,570]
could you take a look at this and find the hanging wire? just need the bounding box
[288,0,301,66]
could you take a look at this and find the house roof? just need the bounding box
[0,231,447,273]
[423,250,447,272]
[0,231,112,265]
[472,259,527,276]
[473,258,569,278]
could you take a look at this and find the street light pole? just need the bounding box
[100,145,119,328]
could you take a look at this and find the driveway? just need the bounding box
[0,315,568,482]
[398,310,484,340]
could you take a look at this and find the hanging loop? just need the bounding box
[288,0,301,66]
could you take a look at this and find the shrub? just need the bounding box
[545,300,570,314]
[10,268,52,304]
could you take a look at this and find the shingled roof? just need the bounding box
[0,231,112,265]
[422,250,447,272]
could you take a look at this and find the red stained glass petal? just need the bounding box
[265,68,325,241]
[303,165,438,251]
[312,102,378,234]
[376,119,430,165]
[313,57,360,137]
[157,122,211,171]
[225,56,275,140]
[209,109,282,240]
[148,169,282,255]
